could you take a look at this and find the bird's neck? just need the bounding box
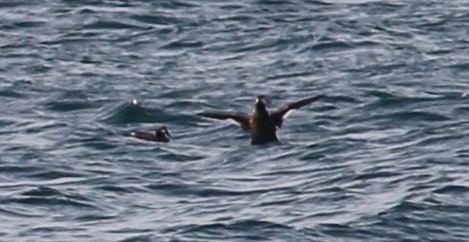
[255,103,269,116]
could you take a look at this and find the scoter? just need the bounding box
[130,126,171,143]
[197,94,325,145]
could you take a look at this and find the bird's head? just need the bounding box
[255,95,270,108]
[156,126,171,138]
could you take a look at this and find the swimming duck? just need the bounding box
[130,126,171,143]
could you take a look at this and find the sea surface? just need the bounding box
[1,0,468,241]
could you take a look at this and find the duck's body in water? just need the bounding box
[130,126,171,143]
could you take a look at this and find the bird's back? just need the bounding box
[250,110,278,145]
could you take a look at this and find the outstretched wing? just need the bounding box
[271,94,325,128]
[197,112,251,131]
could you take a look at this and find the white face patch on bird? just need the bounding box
[160,127,171,137]
[256,95,270,106]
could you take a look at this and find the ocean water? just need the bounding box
[1,0,468,241]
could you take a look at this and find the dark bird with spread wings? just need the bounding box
[197,94,325,145]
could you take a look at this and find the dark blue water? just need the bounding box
[1,0,468,241]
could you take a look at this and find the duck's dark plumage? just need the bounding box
[197,94,325,145]
[196,112,251,131]
[130,126,171,143]
[270,94,325,128]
